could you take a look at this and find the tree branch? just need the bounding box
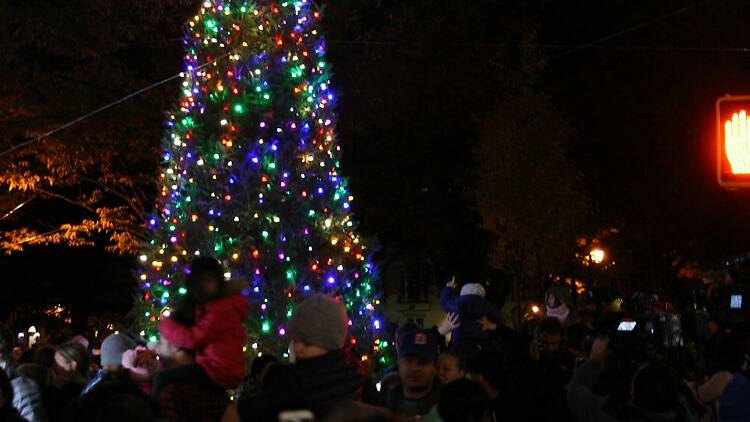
[0,198,33,221]
[81,177,148,222]
[35,189,96,213]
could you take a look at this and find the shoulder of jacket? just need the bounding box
[11,374,37,391]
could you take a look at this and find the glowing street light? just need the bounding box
[589,248,605,265]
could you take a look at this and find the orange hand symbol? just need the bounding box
[724,110,750,174]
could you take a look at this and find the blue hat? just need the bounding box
[398,329,438,361]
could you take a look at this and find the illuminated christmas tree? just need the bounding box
[135,0,389,366]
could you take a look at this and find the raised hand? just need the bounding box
[438,312,461,336]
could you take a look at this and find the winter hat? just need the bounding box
[460,283,486,298]
[288,294,348,351]
[101,333,136,367]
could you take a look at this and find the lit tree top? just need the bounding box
[136,0,390,366]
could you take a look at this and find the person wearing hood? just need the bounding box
[546,285,575,326]
[227,294,366,422]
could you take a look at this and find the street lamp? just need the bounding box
[573,248,606,305]
[590,248,605,265]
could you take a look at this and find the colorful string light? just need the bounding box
[135,0,390,368]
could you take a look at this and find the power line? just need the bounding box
[0,52,230,159]
[330,39,750,53]
[127,35,748,53]
[543,45,750,53]
[0,2,710,157]
[548,2,701,61]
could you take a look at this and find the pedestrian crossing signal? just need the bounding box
[717,95,750,188]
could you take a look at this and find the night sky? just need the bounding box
[542,1,750,262]
[3,0,750,322]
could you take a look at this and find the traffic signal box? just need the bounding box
[717,95,750,188]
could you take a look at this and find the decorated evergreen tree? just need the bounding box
[135,0,390,367]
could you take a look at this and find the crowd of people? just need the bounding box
[0,257,748,421]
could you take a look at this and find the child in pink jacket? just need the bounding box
[154,257,248,397]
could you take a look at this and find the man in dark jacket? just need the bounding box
[515,317,575,421]
[231,294,366,422]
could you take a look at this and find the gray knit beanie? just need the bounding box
[100,333,136,367]
[288,294,348,351]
